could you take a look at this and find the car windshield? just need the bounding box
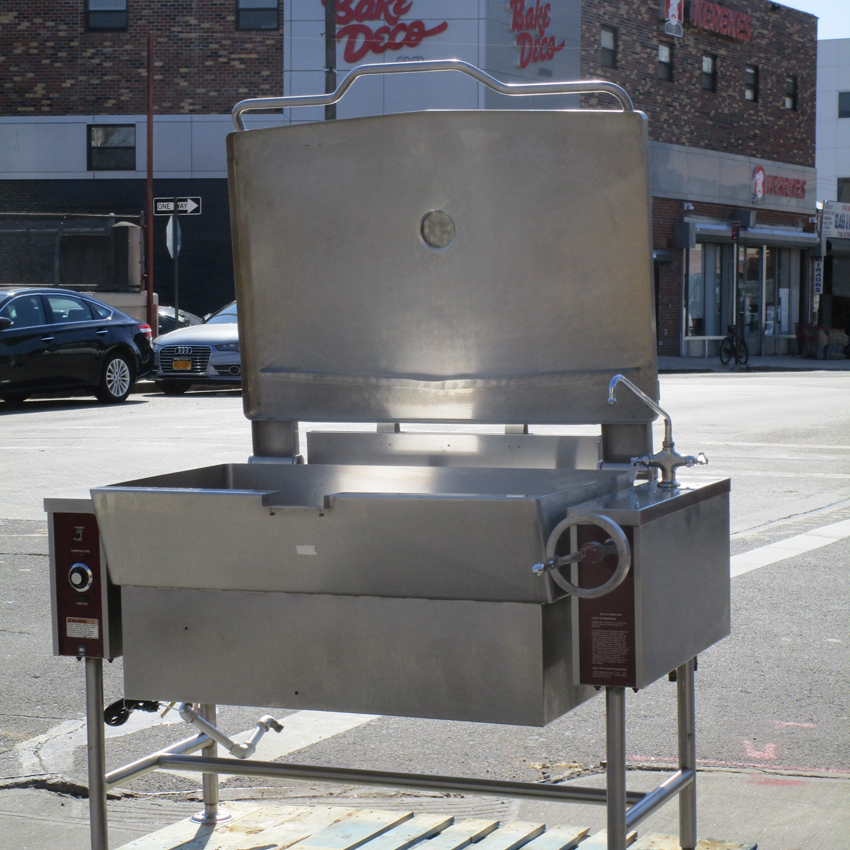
[205,303,238,324]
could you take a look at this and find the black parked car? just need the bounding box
[0,287,154,404]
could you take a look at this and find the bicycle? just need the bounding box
[719,323,749,366]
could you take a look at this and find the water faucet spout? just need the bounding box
[607,374,707,488]
[608,374,673,447]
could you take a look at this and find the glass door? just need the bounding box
[738,246,762,350]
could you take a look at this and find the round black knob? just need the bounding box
[69,563,93,592]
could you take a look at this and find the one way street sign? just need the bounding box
[154,197,202,216]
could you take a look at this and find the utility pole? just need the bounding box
[145,33,155,333]
[325,0,336,120]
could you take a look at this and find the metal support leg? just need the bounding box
[192,704,231,824]
[677,658,697,850]
[85,658,108,850]
[606,687,627,850]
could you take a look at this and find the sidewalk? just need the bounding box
[1,767,848,849]
[131,355,850,396]
[658,354,850,373]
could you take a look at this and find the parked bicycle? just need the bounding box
[719,323,749,366]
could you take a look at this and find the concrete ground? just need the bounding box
[1,767,847,849]
[2,368,847,850]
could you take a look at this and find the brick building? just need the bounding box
[0,0,819,354]
[0,0,284,318]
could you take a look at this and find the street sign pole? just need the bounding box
[166,209,182,326]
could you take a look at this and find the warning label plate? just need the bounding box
[66,617,99,640]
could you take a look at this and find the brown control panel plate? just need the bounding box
[577,525,637,687]
[53,513,105,658]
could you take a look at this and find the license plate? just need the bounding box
[171,359,192,371]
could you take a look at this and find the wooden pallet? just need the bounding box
[114,803,756,850]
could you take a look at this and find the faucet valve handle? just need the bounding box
[686,452,708,467]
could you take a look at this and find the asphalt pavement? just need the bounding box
[0,371,848,850]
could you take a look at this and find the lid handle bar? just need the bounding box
[232,58,634,130]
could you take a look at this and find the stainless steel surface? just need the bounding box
[231,59,635,130]
[104,732,209,790]
[539,513,632,599]
[567,481,730,688]
[92,464,631,603]
[193,704,231,825]
[608,374,708,488]
[85,658,108,850]
[227,109,657,424]
[306,433,602,470]
[179,704,282,758]
[121,590,593,726]
[624,768,695,830]
[154,754,646,805]
[252,420,301,461]
[47,70,731,845]
[606,687,627,850]
[678,658,698,850]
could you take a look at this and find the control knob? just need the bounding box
[69,563,93,593]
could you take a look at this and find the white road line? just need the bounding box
[15,709,183,777]
[17,707,378,786]
[731,518,850,577]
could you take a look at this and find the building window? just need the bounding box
[701,55,717,91]
[88,125,136,171]
[658,44,673,82]
[745,66,758,102]
[601,27,617,69]
[237,0,279,30]
[686,243,728,338]
[839,92,850,118]
[85,0,127,31]
[838,178,850,203]
[784,75,797,110]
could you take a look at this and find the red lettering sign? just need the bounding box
[510,0,565,69]
[324,0,448,64]
[752,165,806,201]
[765,175,807,199]
[689,0,751,43]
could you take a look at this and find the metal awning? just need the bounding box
[690,221,819,248]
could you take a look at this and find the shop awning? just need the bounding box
[685,221,819,248]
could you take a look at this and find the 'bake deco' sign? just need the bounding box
[510,1,566,69]
[325,1,448,64]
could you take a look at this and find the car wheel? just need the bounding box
[1,392,29,406]
[160,381,190,395]
[96,352,134,403]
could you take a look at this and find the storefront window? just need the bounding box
[771,249,799,335]
[740,246,761,339]
[686,246,704,335]
[685,244,725,337]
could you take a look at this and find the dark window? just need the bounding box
[784,75,797,110]
[85,0,127,31]
[745,65,758,102]
[237,0,279,30]
[0,295,46,329]
[702,55,717,92]
[838,178,850,203]
[45,295,94,324]
[600,27,617,69]
[658,44,673,82]
[88,125,135,171]
[839,92,850,118]
[87,300,113,320]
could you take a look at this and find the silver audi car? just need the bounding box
[153,301,240,394]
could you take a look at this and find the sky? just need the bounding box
[776,0,850,40]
